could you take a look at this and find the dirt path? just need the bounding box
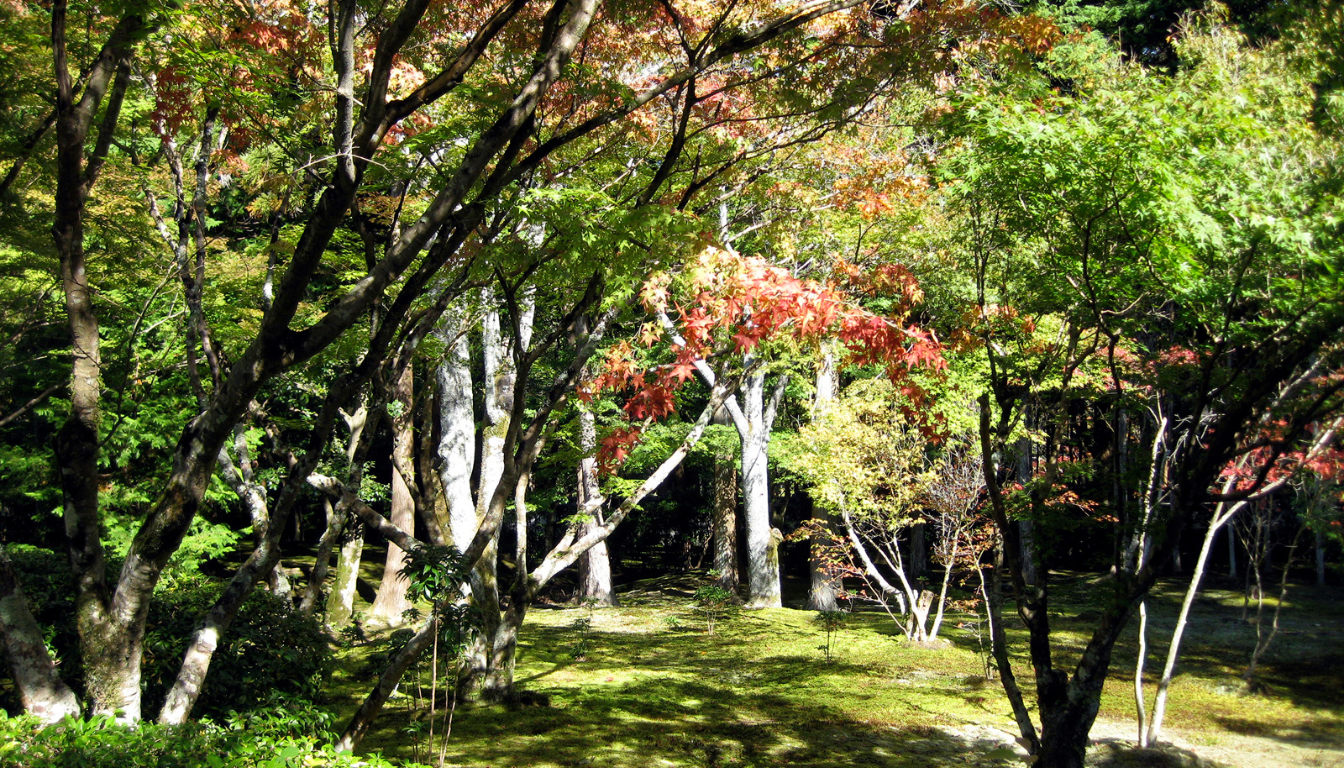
[1078,717,1344,768]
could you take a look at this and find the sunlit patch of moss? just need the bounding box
[322,572,1343,767]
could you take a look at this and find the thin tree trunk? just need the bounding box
[1317,528,1327,588]
[576,407,616,606]
[299,498,350,615]
[0,545,81,723]
[928,538,957,640]
[1244,526,1304,687]
[369,365,416,624]
[806,353,839,611]
[436,309,475,552]
[1134,601,1149,746]
[711,406,740,594]
[982,544,1039,752]
[1147,496,1239,744]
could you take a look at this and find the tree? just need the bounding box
[939,16,1344,767]
[2,0,905,726]
[783,378,945,639]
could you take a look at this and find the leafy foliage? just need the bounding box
[0,712,424,768]
[141,578,330,721]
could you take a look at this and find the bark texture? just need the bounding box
[576,407,616,605]
[369,366,416,624]
[711,444,740,594]
[0,545,80,723]
[436,309,476,552]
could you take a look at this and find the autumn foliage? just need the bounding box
[583,246,943,470]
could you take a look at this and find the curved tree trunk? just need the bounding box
[326,526,365,629]
[0,545,81,723]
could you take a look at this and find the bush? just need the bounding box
[0,712,428,768]
[141,576,331,719]
[0,550,328,722]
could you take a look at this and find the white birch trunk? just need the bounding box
[436,309,476,553]
[576,407,616,606]
[740,373,779,608]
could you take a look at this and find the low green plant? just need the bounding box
[568,615,595,661]
[693,585,736,635]
[0,711,425,768]
[812,610,849,662]
[141,577,330,720]
[223,692,337,741]
[397,544,479,767]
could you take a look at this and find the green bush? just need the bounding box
[1,550,327,722]
[141,576,331,720]
[0,712,428,768]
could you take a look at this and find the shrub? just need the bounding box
[693,586,736,635]
[0,712,427,768]
[141,576,330,720]
[0,550,329,722]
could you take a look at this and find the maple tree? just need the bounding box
[933,16,1344,768]
[1,1,1340,766]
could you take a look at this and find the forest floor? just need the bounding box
[316,563,1344,768]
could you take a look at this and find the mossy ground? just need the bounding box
[307,559,1344,768]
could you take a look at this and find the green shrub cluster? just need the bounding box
[141,576,330,720]
[0,546,329,722]
[0,711,427,768]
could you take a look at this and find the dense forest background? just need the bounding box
[2,0,1343,766]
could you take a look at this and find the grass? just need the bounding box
[304,561,1344,768]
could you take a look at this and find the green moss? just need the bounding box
[319,573,1344,767]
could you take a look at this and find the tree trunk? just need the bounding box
[1147,497,1239,744]
[740,373,786,609]
[806,353,839,610]
[928,538,958,640]
[1318,528,1327,588]
[51,10,143,722]
[463,286,534,694]
[711,406,740,594]
[1019,520,1039,587]
[369,366,416,624]
[0,545,81,723]
[436,309,476,553]
[1244,526,1304,687]
[806,504,840,612]
[1015,436,1039,587]
[327,526,365,629]
[1134,601,1149,746]
[576,407,616,606]
[909,522,928,588]
[341,379,734,747]
[299,498,350,615]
